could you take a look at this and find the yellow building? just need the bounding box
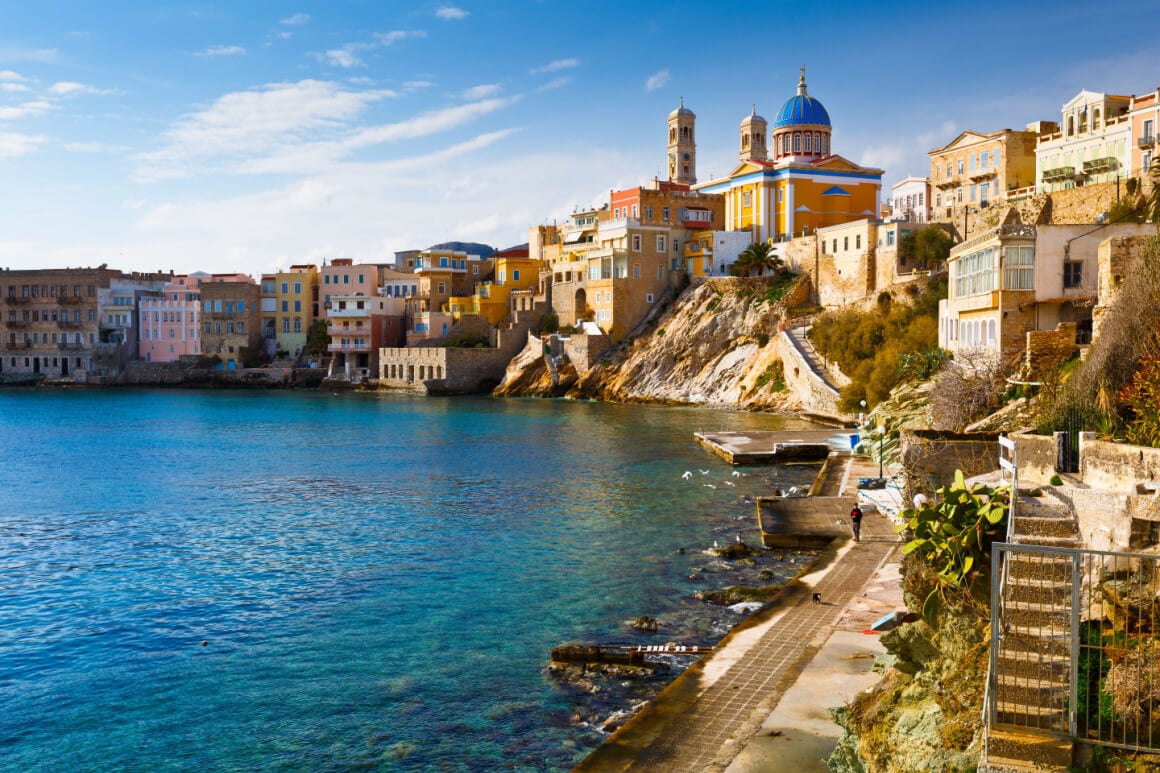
[696,69,883,241]
[928,127,1040,221]
[447,254,543,325]
[272,265,318,359]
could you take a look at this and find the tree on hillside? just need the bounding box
[897,226,953,271]
[730,241,783,277]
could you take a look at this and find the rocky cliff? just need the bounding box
[495,276,811,410]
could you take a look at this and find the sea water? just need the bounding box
[0,389,823,771]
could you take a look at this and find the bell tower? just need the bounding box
[667,97,697,185]
[739,105,768,163]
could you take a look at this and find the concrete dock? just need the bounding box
[694,430,855,465]
[574,452,903,773]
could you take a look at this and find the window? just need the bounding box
[281,282,288,294]
[804,133,811,152]
[282,319,290,333]
[957,159,964,175]
[293,318,301,333]
[294,282,302,294]
[343,275,349,284]
[633,264,640,279]
[887,231,895,247]
[993,148,1000,167]
[657,265,664,280]
[632,204,638,218]
[657,235,666,252]
[614,208,620,219]
[946,162,952,178]
[438,282,446,294]
[970,184,977,201]
[632,234,642,252]
[855,234,861,249]
[832,239,838,253]
[1001,245,1035,290]
[647,293,655,303]
[294,300,301,312]
[970,155,976,172]
[281,300,288,312]
[1063,261,1083,288]
[646,206,654,220]
[662,206,670,221]
[953,246,999,297]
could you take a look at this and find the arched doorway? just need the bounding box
[574,288,588,325]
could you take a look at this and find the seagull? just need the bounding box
[724,481,735,487]
[704,484,716,489]
[682,471,693,480]
[731,471,743,478]
[700,469,710,475]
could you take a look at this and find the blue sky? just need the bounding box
[1,1,1157,277]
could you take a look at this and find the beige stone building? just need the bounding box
[201,281,261,370]
[938,222,1154,359]
[929,128,1042,224]
[0,267,168,381]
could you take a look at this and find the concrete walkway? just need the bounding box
[576,461,904,772]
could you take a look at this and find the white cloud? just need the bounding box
[462,83,501,100]
[376,30,427,45]
[536,77,571,93]
[0,48,58,64]
[0,83,30,93]
[121,198,147,211]
[531,58,578,74]
[0,101,54,120]
[200,45,246,57]
[0,70,27,82]
[645,69,670,92]
[281,13,310,26]
[405,80,434,91]
[65,141,130,154]
[135,79,396,180]
[435,6,469,20]
[48,81,115,96]
[0,131,45,159]
[323,46,366,68]
[345,96,519,148]
[320,31,426,68]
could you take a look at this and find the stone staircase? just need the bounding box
[984,488,1080,773]
[785,325,845,393]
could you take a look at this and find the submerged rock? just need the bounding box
[694,585,779,606]
[628,616,659,632]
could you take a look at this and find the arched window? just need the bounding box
[1093,108,1101,131]
[742,134,749,149]
[822,135,829,155]
[804,133,812,152]
[1067,116,1074,137]
[783,134,790,154]
[794,133,801,153]
[815,133,821,154]
[988,319,997,346]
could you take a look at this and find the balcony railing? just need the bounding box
[58,319,83,328]
[58,341,84,350]
[58,295,83,304]
[1083,157,1118,174]
[5,296,30,304]
[6,319,30,328]
[1138,135,1156,148]
[328,342,371,352]
[1041,166,1076,182]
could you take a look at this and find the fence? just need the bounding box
[988,542,1160,755]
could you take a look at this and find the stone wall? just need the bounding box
[1010,432,1060,485]
[775,328,844,419]
[122,360,208,385]
[562,332,612,376]
[899,430,1001,503]
[1092,234,1147,343]
[1080,439,1160,493]
[1024,322,1077,378]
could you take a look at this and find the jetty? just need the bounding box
[694,429,852,465]
[575,448,903,773]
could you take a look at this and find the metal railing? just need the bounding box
[988,539,1160,757]
[983,434,1019,769]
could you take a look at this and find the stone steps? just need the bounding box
[1011,515,1080,540]
[1006,554,1074,584]
[994,702,1068,732]
[984,727,1072,772]
[1004,577,1071,606]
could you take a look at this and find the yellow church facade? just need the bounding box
[695,70,882,242]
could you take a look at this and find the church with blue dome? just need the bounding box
[691,68,883,242]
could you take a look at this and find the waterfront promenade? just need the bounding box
[576,454,903,772]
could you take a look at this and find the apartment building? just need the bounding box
[1037,91,1132,193]
[201,280,261,370]
[929,128,1041,221]
[1129,88,1160,178]
[889,177,931,223]
[326,294,405,379]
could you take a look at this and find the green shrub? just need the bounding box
[897,470,1009,621]
[1120,354,1160,447]
[540,312,559,334]
[1050,474,1063,486]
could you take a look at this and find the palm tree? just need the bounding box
[730,241,783,277]
[1147,158,1160,225]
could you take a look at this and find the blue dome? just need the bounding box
[774,94,830,128]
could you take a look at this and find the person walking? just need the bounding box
[850,504,863,543]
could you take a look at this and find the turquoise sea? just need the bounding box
[0,389,823,771]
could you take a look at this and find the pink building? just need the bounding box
[319,259,385,313]
[138,272,255,362]
[139,272,207,362]
[1130,88,1160,178]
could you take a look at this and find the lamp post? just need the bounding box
[860,399,867,428]
[876,425,886,481]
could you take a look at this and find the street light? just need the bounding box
[876,425,886,481]
[860,399,867,428]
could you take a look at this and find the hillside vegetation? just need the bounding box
[807,277,948,411]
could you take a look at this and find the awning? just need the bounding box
[564,231,591,244]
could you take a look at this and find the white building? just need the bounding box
[1037,91,1133,193]
[889,176,930,222]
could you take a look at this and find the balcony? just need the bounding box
[6,319,30,328]
[58,319,84,328]
[58,295,83,305]
[58,341,84,350]
[1041,166,1075,182]
[1138,135,1156,149]
[6,295,30,305]
[1083,157,1118,174]
[328,342,371,352]
[968,168,997,180]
